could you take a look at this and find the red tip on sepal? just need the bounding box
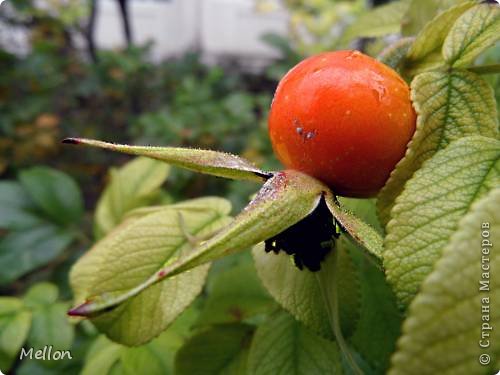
[62,138,82,145]
[67,301,92,316]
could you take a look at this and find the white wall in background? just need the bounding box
[95,0,200,59]
[95,0,288,67]
[200,0,287,59]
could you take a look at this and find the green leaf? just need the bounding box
[70,198,231,345]
[175,324,254,375]
[0,224,74,285]
[341,1,410,44]
[27,302,74,352]
[377,69,499,226]
[253,244,331,337]
[377,37,415,72]
[325,195,383,263]
[247,312,343,375]
[401,0,467,36]
[81,336,122,375]
[63,138,271,182]
[23,282,59,308]
[404,2,474,75]
[389,188,500,375]
[401,0,439,36]
[337,197,382,234]
[82,328,185,375]
[0,298,32,371]
[119,330,183,375]
[69,171,326,321]
[314,243,363,373]
[384,136,500,306]
[0,181,41,230]
[94,157,169,238]
[19,166,83,226]
[252,238,360,340]
[443,3,500,68]
[196,263,276,327]
[316,241,360,339]
[349,243,402,373]
[17,360,75,375]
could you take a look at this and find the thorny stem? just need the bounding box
[467,63,500,75]
[316,250,363,375]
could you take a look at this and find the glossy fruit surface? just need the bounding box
[268,50,416,197]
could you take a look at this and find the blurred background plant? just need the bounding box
[1,0,498,374]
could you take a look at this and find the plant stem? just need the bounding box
[468,64,500,75]
[316,250,363,375]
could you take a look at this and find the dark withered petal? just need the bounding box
[264,195,340,272]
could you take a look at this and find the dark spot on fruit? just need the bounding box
[305,131,316,140]
[294,119,304,136]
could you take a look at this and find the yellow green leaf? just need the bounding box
[94,157,169,238]
[384,136,500,306]
[443,3,500,67]
[70,197,231,345]
[389,188,500,374]
[404,2,474,76]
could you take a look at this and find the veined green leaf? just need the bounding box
[404,2,474,75]
[247,312,343,375]
[341,0,410,44]
[384,136,500,306]
[443,3,500,68]
[378,69,499,226]
[0,298,31,371]
[175,324,254,375]
[389,188,500,375]
[69,171,326,323]
[63,138,271,182]
[70,198,231,345]
[252,238,360,340]
[95,157,169,238]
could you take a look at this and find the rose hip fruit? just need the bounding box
[268,50,416,197]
